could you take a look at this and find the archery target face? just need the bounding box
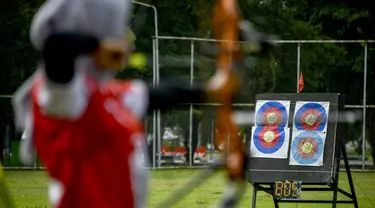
[255,100,290,127]
[293,101,330,132]
[289,130,326,166]
[250,126,290,158]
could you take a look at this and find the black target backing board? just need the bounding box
[247,93,344,184]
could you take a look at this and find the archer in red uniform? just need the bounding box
[12,0,236,207]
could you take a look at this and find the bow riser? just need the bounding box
[212,0,247,182]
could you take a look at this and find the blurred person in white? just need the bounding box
[11,0,236,207]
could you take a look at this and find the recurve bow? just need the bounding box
[211,1,248,206]
[156,1,248,207]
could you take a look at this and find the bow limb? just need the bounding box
[212,0,244,71]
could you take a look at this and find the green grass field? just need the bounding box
[3,170,375,208]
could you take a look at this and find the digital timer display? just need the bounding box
[274,180,302,199]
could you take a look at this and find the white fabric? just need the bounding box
[19,115,34,165]
[30,0,132,50]
[122,79,149,118]
[129,133,149,208]
[37,76,148,119]
[12,70,40,130]
[21,131,27,140]
[48,179,64,208]
[37,70,88,119]
[14,75,36,165]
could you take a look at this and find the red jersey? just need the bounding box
[30,74,148,208]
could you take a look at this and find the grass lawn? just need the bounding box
[3,169,375,208]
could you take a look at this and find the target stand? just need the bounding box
[247,93,358,208]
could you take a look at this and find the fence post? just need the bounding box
[189,40,195,167]
[152,39,156,169]
[156,36,161,168]
[157,108,161,168]
[296,43,301,93]
[362,42,368,171]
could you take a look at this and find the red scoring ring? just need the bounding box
[259,127,280,148]
[300,109,322,130]
[262,107,283,127]
[297,137,318,158]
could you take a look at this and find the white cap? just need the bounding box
[30,0,133,50]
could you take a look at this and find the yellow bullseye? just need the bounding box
[266,113,278,124]
[263,131,275,143]
[304,113,317,126]
[302,142,313,153]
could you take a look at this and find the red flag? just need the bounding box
[298,72,304,92]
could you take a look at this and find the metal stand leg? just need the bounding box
[271,184,279,208]
[251,184,258,208]
[341,141,359,208]
[332,158,340,208]
[272,197,279,208]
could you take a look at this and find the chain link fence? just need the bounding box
[150,37,374,171]
[0,37,374,171]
